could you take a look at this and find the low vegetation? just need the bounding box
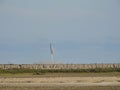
[0,68,120,75]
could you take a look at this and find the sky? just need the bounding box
[0,0,120,64]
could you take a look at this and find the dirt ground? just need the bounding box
[0,77,119,83]
[0,73,120,84]
[0,73,120,90]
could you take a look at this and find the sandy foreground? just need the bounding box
[0,76,120,86]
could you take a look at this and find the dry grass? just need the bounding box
[0,77,119,83]
[0,86,120,90]
[0,72,120,90]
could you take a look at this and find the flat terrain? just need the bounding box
[0,72,120,90]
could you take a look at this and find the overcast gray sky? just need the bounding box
[0,0,120,64]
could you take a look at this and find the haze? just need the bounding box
[0,0,120,64]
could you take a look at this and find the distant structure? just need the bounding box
[50,42,54,64]
[0,64,120,70]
